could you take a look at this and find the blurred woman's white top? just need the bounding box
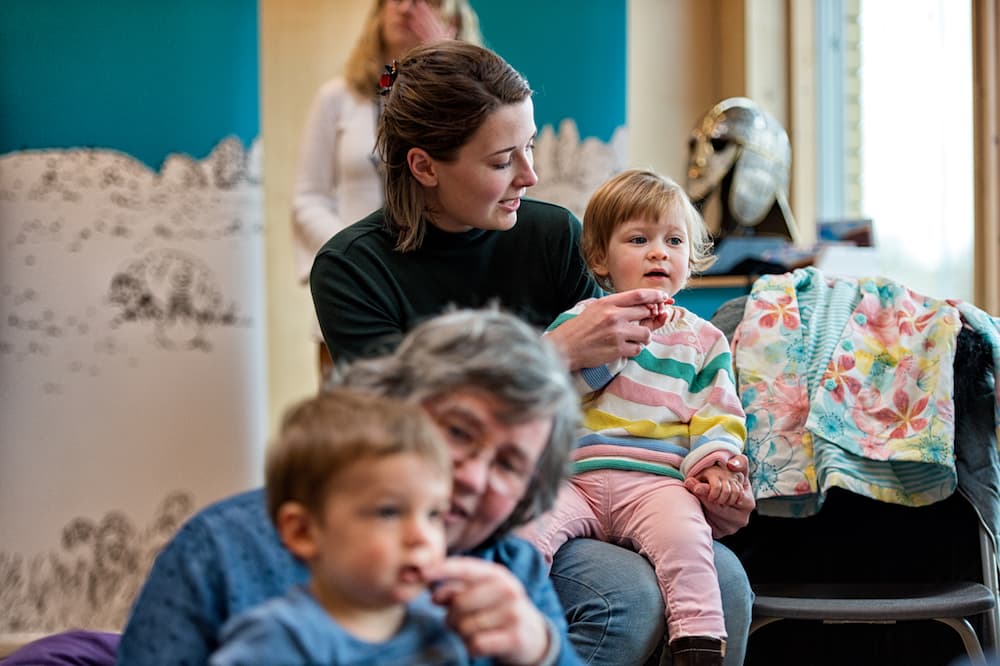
[291,77,382,285]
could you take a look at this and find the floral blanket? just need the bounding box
[733,268,964,516]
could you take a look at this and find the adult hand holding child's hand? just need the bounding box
[638,295,676,332]
[545,289,673,368]
[685,454,756,537]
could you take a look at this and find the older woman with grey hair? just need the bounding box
[118,307,584,665]
[341,307,579,539]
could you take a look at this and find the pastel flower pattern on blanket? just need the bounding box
[734,268,961,517]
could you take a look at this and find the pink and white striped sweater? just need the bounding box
[549,301,747,480]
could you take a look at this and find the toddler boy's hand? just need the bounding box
[427,557,550,665]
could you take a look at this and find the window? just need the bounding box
[816,0,974,301]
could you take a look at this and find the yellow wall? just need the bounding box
[627,1,732,179]
[628,0,789,178]
[260,1,369,436]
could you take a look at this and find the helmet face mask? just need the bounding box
[686,97,797,239]
[687,135,739,204]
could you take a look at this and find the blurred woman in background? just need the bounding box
[291,0,483,379]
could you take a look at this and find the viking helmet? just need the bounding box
[686,97,797,240]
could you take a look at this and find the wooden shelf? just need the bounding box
[685,275,754,289]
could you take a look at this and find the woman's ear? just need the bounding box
[407,147,438,187]
[275,502,319,561]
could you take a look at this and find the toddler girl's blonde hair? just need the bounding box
[582,168,716,292]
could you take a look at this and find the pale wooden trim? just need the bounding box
[718,0,749,97]
[627,0,725,178]
[744,0,789,126]
[788,0,817,245]
[974,0,1000,314]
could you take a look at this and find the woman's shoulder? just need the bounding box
[191,487,268,526]
[160,487,300,584]
[319,209,392,255]
[471,535,548,578]
[508,199,583,248]
[162,488,285,569]
[518,198,579,226]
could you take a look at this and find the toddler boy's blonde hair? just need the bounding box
[265,388,450,524]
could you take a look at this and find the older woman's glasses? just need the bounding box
[448,438,532,498]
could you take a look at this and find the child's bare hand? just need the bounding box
[687,462,745,507]
[545,289,672,367]
[638,297,676,331]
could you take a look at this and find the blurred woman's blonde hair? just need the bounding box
[344,0,483,98]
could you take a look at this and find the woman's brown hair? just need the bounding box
[375,41,533,251]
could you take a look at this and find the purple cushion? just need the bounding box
[1,631,119,666]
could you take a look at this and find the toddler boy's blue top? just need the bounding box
[117,488,582,666]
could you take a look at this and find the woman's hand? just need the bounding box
[689,463,745,507]
[426,556,550,665]
[685,454,755,537]
[545,289,673,370]
[408,1,458,43]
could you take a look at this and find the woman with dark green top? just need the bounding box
[312,198,596,362]
[310,40,754,666]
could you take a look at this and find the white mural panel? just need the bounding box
[0,138,266,632]
[530,120,629,218]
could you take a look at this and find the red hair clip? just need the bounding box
[378,61,398,96]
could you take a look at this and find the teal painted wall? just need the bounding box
[471,0,626,142]
[1,1,621,163]
[0,1,259,169]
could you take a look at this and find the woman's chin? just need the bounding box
[490,214,518,232]
[487,204,520,230]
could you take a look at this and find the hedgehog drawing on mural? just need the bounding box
[108,249,241,350]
